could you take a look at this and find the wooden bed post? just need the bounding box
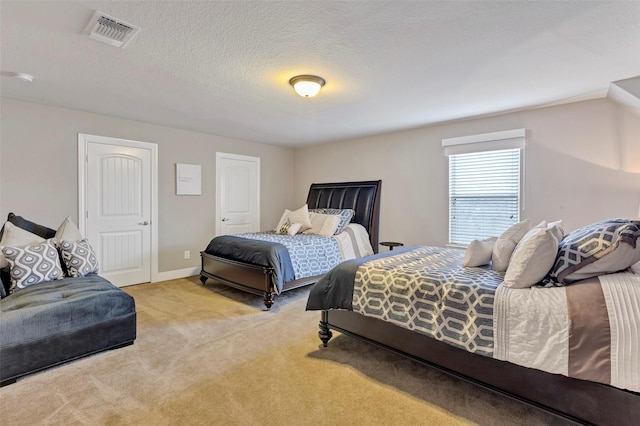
[263,291,274,310]
[319,310,333,347]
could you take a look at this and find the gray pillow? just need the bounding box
[2,239,64,291]
[547,218,640,284]
[59,239,100,278]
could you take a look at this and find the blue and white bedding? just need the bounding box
[205,224,373,293]
[240,232,342,286]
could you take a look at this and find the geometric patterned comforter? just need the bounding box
[238,231,343,282]
[228,232,344,293]
[353,247,503,357]
[308,246,640,392]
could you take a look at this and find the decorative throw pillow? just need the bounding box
[275,204,313,232]
[59,239,100,278]
[277,219,302,236]
[463,237,497,267]
[0,222,45,268]
[502,222,563,289]
[492,219,532,272]
[304,212,341,236]
[56,216,83,242]
[309,208,355,234]
[547,218,640,285]
[2,238,63,291]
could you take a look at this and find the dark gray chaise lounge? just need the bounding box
[0,214,136,386]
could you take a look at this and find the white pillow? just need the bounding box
[503,222,563,288]
[56,216,83,243]
[275,204,312,232]
[304,213,341,236]
[492,219,533,272]
[463,237,497,267]
[0,222,45,268]
[546,219,565,240]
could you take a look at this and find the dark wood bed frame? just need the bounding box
[200,180,382,309]
[319,309,640,425]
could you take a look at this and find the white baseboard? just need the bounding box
[154,267,200,283]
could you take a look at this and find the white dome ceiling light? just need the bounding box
[289,75,325,98]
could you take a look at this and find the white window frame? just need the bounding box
[442,129,526,247]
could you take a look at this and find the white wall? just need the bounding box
[2,96,638,274]
[294,97,640,249]
[0,98,295,273]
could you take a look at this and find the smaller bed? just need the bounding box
[200,180,381,309]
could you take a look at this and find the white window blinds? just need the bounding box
[443,129,524,246]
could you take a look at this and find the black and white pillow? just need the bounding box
[277,219,302,236]
[547,218,640,285]
[1,238,64,291]
[59,239,99,278]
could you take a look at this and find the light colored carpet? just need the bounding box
[1,277,572,425]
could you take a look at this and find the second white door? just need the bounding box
[216,153,260,236]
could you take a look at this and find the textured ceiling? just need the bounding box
[1,1,639,147]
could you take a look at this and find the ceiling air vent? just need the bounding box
[84,11,140,48]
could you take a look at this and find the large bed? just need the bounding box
[200,180,381,309]
[307,219,640,425]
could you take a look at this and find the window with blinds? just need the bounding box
[442,129,525,246]
[448,149,521,245]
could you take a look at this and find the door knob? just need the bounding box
[222,218,230,222]
[138,221,149,225]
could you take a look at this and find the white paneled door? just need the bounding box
[81,136,155,287]
[216,153,260,236]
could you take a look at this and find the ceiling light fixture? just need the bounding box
[0,71,34,82]
[289,75,325,98]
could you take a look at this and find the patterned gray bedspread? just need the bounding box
[307,246,504,356]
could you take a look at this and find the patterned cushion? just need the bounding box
[309,208,354,234]
[277,219,302,236]
[2,238,63,291]
[60,239,100,278]
[547,218,640,285]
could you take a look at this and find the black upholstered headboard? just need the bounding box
[306,180,382,253]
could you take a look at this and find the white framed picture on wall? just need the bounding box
[176,163,201,195]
